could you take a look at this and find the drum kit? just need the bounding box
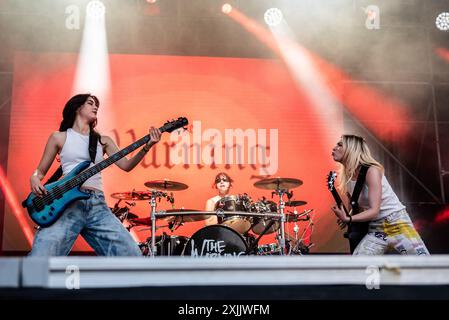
[110,177,314,257]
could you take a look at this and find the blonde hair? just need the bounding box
[338,135,383,193]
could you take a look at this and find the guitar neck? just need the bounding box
[330,189,349,215]
[65,133,152,189]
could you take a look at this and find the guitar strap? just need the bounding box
[44,131,98,185]
[350,164,370,213]
[346,164,370,253]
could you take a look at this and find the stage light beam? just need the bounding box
[73,0,110,102]
[0,166,34,247]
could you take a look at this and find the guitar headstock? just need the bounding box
[326,171,337,191]
[160,117,189,133]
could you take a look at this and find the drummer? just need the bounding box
[204,172,234,225]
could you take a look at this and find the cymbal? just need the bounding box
[144,179,188,191]
[254,177,303,190]
[129,216,173,226]
[109,207,139,220]
[110,191,152,201]
[285,200,307,207]
[164,209,209,222]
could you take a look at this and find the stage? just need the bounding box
[2,1,449,311]
[1,255,449,300]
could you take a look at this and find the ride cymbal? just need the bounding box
[144,179,188,191]
[254,177,303,190]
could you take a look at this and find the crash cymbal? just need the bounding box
[110,191,152,201]
[285,200,307,207]
[144,179,188,191]
[109,207,139,220]
[254,177,303,190]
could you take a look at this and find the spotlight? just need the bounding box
[264,8,283,27]
[222,3,232,14]
[436,12,449,31]
[86,0,105,19]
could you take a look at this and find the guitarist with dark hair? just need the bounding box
[27,94,165,256]
[329,135,429,255]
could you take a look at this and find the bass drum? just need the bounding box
[182,225,248,257]
[139,234,188,256]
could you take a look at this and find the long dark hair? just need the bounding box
[59,94,104,162]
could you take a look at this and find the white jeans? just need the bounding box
[353,210,429,255]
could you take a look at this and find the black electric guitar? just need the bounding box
[327,171,369,253]
[22,117,188,227]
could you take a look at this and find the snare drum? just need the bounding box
[182,225,248,257]
[215,195,253,234]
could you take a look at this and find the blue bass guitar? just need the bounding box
[22,117,188,227]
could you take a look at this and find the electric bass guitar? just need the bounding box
[22,117,188,227]
[326,171,369,253]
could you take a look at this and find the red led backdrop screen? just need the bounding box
[3,51,345,253]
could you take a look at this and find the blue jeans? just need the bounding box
[29,189,142,256]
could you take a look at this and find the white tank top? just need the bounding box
[347,173,405,220]
[60,128,104,191]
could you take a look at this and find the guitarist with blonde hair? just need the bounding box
[331,134,429,255]
[28,94,162,256]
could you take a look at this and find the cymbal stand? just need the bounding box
[148,190,168,257]
[293,209,299,241]
[149,191,157,257]
[273,188,292,255]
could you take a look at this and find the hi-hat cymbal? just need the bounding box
[163,209,209,222]
[285,200,307,207]
[254,177,303,190]
[110,191,152,201]
[144,179,188,191]
[128,217,153,226]
[129,216,173,226]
